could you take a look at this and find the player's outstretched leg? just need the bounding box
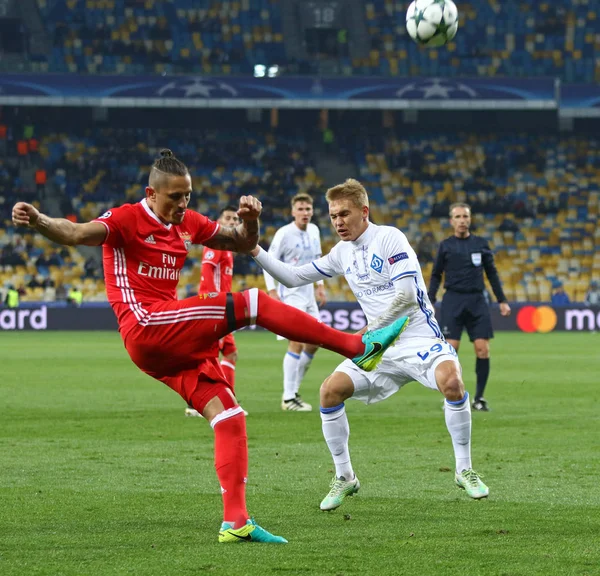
[352,316,409,371]
[249,289,408,372]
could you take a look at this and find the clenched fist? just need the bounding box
[12,202,40,228]
[237,195,262,222]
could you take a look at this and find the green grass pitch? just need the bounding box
[1,331,599,576]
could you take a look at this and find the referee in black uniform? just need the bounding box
[428,203,511,412]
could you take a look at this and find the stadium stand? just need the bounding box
[0,2,598,305]
[361,2,597,82]
[0,108,327,301]
[350,131,599,304]
[35,0,286,75]
[30,1,599,82]
[1,106,598,304]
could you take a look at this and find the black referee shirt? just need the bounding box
[428,234,507,303]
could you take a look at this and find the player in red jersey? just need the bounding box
[185,206,243,417]
[199,205,239,388]
[11,149,408,544]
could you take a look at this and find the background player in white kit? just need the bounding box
[263,193,327,412]
[252,179,489,509]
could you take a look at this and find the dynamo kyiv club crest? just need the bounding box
[370,254,384,273]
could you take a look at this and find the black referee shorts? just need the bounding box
[440,291,494,342]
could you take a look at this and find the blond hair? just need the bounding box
[449,202,471,217]
[291,193,313,208]
[325,178,369,209]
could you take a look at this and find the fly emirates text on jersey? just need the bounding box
[137,253,181,281]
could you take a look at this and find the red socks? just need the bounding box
[220,359,236,390]
[213,412,248,526]
[255,291,364,359]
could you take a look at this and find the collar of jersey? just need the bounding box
[140,198,172,230]
[350,222,376,247]
[292,222,310,232]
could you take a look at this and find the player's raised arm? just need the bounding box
[12,202,107,246]
[251,246,337,288]
[314,225,327,304]
[203,195,260,253]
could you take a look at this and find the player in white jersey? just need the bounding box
[263,193,327,412]
[252,179,488,508]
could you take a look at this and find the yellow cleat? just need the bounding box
[218,518,288,543]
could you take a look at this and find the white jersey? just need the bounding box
[263,222,323,302]
[256,223,442,341]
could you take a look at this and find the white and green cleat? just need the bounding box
[320,475,360,511]
[455,469,489,499]
[352,316,409,372]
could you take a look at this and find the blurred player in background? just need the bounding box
[585,280,600,305]
[263,193,326,412]
[251,179,488,511]
[185,206,247,417]
[12,152,407,543]
[428,203,511,412]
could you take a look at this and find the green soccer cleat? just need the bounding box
[218,518,288,543]
[320,475,360,511]
[455,469,489,499]
[352,316,409,372]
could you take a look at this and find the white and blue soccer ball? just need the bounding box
[406,0,459,47]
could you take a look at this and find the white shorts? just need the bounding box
[334,338,460,404]
[276,294,320,341]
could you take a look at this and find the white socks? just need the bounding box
[283,351,300,401]
[444,393,472,473]
[284,350,315,400]
[320,404,354,480]
[294,351,314,395]
[321,395,471,481]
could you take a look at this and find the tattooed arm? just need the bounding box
[12,202,107,246]
[203,195,260,253]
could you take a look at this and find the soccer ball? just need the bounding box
[406,0,459,47]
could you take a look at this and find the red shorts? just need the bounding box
[158,357,233,411]
[219,333,237,357]
[121,291,257,406]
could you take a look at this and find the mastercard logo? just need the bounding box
[516,306,557,333]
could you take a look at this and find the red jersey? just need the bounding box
[93,199,219,337]
[199,247,233,293]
